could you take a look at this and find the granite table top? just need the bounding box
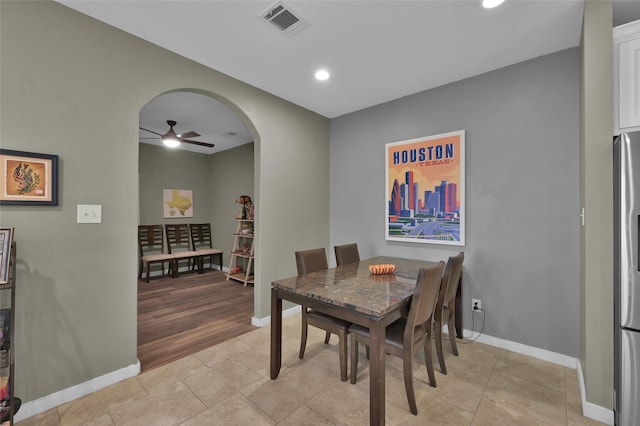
[271,256,438,318]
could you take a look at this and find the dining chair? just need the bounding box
[334,243,360,266]
[189,223,223,271]
[434,251,465,375]
[138,225,175,283]
[164,224,201,277]
[349,261,445,415]
[295,248,352,381]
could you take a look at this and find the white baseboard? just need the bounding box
[252,305,301,327]
[14,360,140,423]
[464,329,614,425]
[461,328,577,368]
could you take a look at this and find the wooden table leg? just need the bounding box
[270,288,282,379]
[368,318,385,426]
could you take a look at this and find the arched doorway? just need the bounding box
[137,90,257,371]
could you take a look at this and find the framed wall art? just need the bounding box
[0,227,14,285]
[385,130,465,246]
[163,189,193,218]
[0,149,59,206]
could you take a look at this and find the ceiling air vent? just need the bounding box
[260,1,308,36]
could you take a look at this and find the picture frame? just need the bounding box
[0,149,59,206]
[163,189,193,218]
[0,228,14,285]
[385,130,465,246]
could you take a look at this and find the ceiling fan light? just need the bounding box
[482,0,504,8]
[163,138,180,148]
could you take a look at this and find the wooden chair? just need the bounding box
[349,261,445,415]
[434,252,465,375]
[189,223,223,271]
[334,243,360,266]
[138,225,175,283]
[164,224,201,278]
[295,248,352,381]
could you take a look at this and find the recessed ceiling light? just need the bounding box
[315,69,330,81]
[482,0,504,8]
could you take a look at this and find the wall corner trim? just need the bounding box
[576,359,615,425]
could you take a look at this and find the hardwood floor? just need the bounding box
[137,269,256,372]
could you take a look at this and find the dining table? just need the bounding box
[270,255,463,426]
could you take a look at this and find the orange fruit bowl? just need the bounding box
[368,264,397,275]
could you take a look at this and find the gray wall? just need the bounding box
[0,0,329,406]
[330,48,580,357]
[139,143,214,226]
[208,143,255,271]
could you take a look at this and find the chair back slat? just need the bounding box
[138,225,165,255]
[165,224,192,254]
[189,223,213,250]
[334,243,360,266]
[295,248,328,275]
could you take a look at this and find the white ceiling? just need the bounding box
[55,0,639,155]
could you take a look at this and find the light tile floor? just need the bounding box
[17,314,606,425]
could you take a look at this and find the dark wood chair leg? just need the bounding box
[447,309,459,356]
[403,352,418,415]
[350,334,359,384]
[435,318,447,374]
[338,329,348,381]
[299,308,308,359]
[324,331,332,344]
[424,335,437,387]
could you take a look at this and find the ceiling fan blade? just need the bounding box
[178,131,200,139]
[181,139,215,148]
[139,127,164,136]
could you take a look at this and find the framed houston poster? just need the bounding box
[0,149,59,206]
[385,130,465,246]
[163,189,193,218]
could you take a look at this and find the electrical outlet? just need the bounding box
[472,298,482,312]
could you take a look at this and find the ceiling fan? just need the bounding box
[139,120,215,148]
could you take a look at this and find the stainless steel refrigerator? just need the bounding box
[614,131,640,426]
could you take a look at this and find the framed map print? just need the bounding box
[163,189,193,218]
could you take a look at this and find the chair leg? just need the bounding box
[350,334,359,384]
[172,259,179,278]
[338,329,348,381]
[447,309,459,356]
[423,335,437,388]
[435,317,447,375]
[145,263,151,283]
[324,331,332,344]
[402,351,418,415]
[299,310,308,359]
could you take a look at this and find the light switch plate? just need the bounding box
[77,204,102,224]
